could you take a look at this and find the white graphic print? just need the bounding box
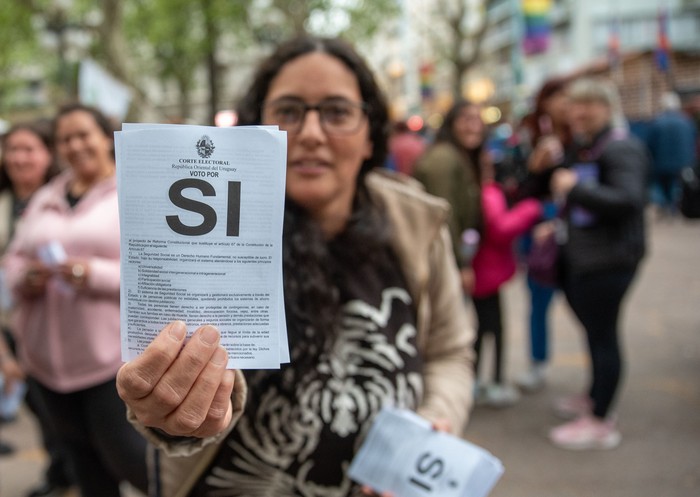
[203,287,423,497]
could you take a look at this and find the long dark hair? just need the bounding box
[525,76,572,145]
[434,99,484,184]
[0,120,62,193]
[237,35,392,365]
[53,102,116,158]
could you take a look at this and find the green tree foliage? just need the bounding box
[248,0,399,44]
[0,2,43,112]
[125,0,253,122]
[429,0,496,98]
[0,0,399,121]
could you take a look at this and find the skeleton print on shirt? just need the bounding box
[194,254,422,497]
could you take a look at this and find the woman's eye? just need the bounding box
[274,105,302,122]
[323,105,351,122]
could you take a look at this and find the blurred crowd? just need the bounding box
[0,32,698,497]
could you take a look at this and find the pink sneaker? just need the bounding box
[552,394,592,420]
[549,415,621,450]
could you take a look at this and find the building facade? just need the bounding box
[476,0,700,119]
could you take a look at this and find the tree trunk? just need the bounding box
[201,0,220,125]
[99,0,150,120]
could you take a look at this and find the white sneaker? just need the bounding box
[473,382,490,406]
[549,415,621,450]
[553,394,593,420]
[516,364,547,392]
[483,383,520,408]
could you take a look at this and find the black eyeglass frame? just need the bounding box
[261,97,369,135]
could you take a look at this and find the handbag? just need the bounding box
[526,230,560,287]
[526,218,564,288]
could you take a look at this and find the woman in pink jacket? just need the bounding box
[3,103,147,496]
[471,158,542,407]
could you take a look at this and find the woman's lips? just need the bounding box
[289,159,331,175]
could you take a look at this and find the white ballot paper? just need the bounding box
[348,407,504,497]
[116,123,289,368]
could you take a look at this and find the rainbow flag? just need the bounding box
[655,8,670,72]
[522,0,552,55]
[419,62,434,99]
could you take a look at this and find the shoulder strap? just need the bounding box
[583,128,628,161]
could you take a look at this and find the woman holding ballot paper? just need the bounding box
[117,35,475,497]
[4,103,148,496]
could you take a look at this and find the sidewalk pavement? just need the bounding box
[1,215,699,497]
[466,217,700,497]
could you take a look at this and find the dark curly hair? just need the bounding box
[237,36,389,174]
[237,35,392,365]
[524,76,572,145]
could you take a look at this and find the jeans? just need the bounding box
[527,274,556,364]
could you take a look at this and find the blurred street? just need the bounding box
[466,214,700,497]
[1,214,699,497]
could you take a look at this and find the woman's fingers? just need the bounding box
[431,418,452,433]
[184,367,236,438]
[117,322,235,437]
[20,263,51,298]
[117,321,188,403]
[162,345,231,437]
[360,486,394,497]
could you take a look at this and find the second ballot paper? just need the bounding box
[116,123,288,369]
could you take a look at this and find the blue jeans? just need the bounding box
[527,274,556,364]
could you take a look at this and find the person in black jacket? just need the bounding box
[547,78,647,450]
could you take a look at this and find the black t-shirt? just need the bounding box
[191,247,421,497]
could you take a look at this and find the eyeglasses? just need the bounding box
[262,98,368,135]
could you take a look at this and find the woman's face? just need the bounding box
[55,110,114,180]
[263,52,372,222]
[569,99,611,139]
[543,90,570,127]
[453,105,484,150]
[3,129,52,191]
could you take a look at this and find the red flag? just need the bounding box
[655,8,670,72]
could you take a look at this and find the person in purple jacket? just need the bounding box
[3,103,147,496]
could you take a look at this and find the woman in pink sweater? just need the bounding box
[470,158,542,407]
[3,104,147,496]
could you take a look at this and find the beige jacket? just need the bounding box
[129,170,476,497]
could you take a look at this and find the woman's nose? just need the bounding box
[296,109,326,142]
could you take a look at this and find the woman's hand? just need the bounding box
[550,168,578,200]
[358,418,451,497]
[532,221,556,246]
[116,321,236,438]
[18,262,52,299]
[460,267,475,295]
[528,136,564,173]
[360,487,394,497]
[0,355,25,394]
